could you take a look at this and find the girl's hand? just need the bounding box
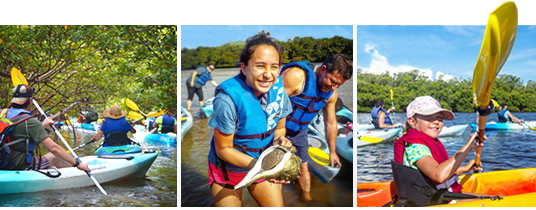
[273,136,293,149]
[467,132,486,150]
[268,178,292,184]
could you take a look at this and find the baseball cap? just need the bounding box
[11,84,34,105]
[406,96,454,120]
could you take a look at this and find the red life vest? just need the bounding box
[394,128,463,193]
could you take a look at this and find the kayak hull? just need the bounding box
[181,105,193,140]
[95,144,143,155]
[470,121,536,131]
[307,126,340,183]
[145,133,177,144]
[438,124,468,137]
[200,97,214,118]
[356,127,401,147]
[357,167,536,207]
[0,152,158,195]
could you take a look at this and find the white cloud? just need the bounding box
[359,42,455,81]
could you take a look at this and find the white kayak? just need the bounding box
[181,105,193,140]
[438,124,468,137]
[0,151,158,195]
[356,127,402,147]
[307,126,340,183]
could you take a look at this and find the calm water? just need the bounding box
[180,68,354,207]
[0,129,177,207]
[357,112,536,183]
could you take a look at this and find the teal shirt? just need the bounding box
[403,143,432,170]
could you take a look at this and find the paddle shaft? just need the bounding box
[32,99,108,195]
[475,115,487,167]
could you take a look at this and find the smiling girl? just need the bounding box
[393,96,484,196]
[207,31,293,207]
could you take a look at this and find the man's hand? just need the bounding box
[330,153,341,168]
[42,117,54,129]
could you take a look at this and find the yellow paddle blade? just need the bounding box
[181,116,186,122]
[308,147,330,166]
[472,1,517,109]
[491,99,500,108]
[147,110,166,118]
[10,67,29,86]
[128,111,144,121]
[390,89,394,100]
[125,98,140,111]
[360,136,385,144]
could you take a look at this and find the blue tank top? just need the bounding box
[281,61,333,134]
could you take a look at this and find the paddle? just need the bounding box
[472,1,518,169]
[73,139,97,151]
[522,122,536,130]
[125,98,147,117]
[11,67,108,195]
[390,89,395,116]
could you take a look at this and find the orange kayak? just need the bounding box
[357,167,536,207]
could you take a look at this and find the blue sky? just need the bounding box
[181,25,353,49]
[357,25,536,83]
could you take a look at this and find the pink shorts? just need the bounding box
[208,161,265,188]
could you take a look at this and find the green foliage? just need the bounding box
[181,36,352,70]
[357,70,536,112]
[0,25,177,118]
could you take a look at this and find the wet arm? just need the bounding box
[323,92,341,167]
[190,71,197,87]
[280,67,305,97]
[214,128,256,169]
[416,134,477,183]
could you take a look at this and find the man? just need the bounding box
[498,103,522,123]
[152,111,176,134]
[371,99,402,129]
[2,84,90,172]
[280,54,352,201]
[186,64,218,111]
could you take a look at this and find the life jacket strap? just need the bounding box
[234,127,275,140]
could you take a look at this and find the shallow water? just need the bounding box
[357,112,536,183]
[180,68,354,207]
[0,129,177,207]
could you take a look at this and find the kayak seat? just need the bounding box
[391,161,500,206]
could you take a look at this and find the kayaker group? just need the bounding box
[203,31,352,206]
[0,84,177,174]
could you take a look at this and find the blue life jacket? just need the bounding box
[101,117,132,146]
[208,74,286,174]
[498,109,510,123]
[3,108,39,169]
[281,61,333,134]
[196,67,211,86]
[371,106,393,126]
[159,114,175,133]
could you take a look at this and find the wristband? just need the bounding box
[73,158,81,167]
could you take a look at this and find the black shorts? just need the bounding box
[287,128,309,163]
[186,83,204,101]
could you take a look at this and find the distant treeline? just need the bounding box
[357,70,536,112]
[181,36,352,70]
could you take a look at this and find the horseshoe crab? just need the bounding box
[234,145,302,190]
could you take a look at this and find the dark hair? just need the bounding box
[375,99,384,107]
[239,31,283,66]
[321,54,353,80]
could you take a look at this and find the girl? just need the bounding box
[207,31,293,207]
[393,96,484,204]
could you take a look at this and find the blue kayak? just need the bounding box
[470,121,536,131]
[95,144,143,155]
[145,133,177,144]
